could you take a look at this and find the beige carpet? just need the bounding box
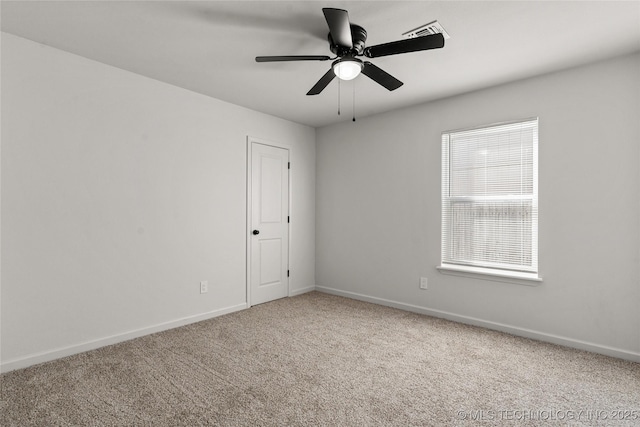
[1,291,639,426]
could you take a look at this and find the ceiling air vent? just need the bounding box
[402,20,450,40]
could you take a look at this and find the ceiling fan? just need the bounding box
[255,8,445,95]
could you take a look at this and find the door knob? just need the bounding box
[252,230,260,235]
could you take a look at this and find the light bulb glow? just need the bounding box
[333,59,363,81]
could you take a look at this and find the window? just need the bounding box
[440,118,539,281]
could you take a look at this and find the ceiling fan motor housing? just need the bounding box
[329,24,367,56]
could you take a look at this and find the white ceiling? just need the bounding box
[2,1,639,128]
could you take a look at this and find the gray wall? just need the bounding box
[316,53,640,361]
[1,34,316,371]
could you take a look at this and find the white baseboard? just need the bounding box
[316,286,640,363]
[289,285,316,297]
[1,303,248,373]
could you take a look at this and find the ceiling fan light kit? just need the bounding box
[255,8,445,96]
[332,57,363,80]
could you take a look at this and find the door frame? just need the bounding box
[246,136,292,307]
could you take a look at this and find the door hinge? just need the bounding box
[288,162,290,169]
[287,216,290,223]
[287,270,290,277]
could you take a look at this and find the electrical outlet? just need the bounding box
[420,277,428,290]
[200,280,208,294]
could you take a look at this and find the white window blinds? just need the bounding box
[441,118,538,275]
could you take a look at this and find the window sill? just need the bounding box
[437,264,542,286]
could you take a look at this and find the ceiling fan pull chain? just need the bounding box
[352,81,356,122]
[337,78,341,116]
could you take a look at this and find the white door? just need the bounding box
[249,142,289,305]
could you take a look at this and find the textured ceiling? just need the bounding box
[2,1,639,127]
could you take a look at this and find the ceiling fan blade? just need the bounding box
[307,69,336,96]
[364,33,445,58]
[323,8,353,48]
[256,55,331,62]
[361,62,403,91]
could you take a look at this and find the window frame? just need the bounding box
[439,118,541,283]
